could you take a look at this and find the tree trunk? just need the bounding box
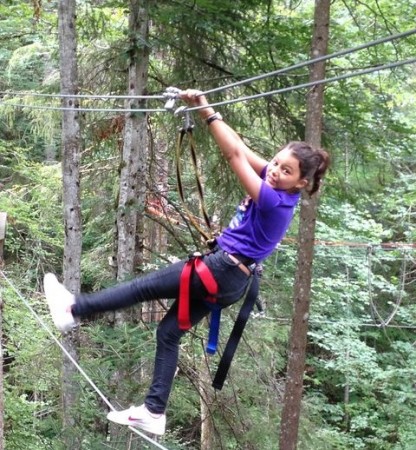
[0,293,3,450]
[142,136,169,323]
[107,6,151,444]
[0,212,6,450]
[279,1,330,449]
[58,0,82,447]
[114,0,150,324]
[200,355,214,450]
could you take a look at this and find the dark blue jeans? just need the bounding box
[72,249,253,414]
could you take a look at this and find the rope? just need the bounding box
[366,247,408,327]
[199,27,416,96]
[264,316,416,330]
[382,253,408,327]
[0,270,170,450]
[147,201,416,249]
[175,113,212,242]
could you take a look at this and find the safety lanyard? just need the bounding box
[175,112,212,242]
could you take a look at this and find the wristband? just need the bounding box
[206,112,223,125]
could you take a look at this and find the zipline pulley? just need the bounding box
[163,86,182,111]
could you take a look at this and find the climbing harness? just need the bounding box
[163,87,214,242]
[178,246,259,390]
[212,273,258,390]
[178,252,221,354]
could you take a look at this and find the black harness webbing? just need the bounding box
[212,272,259,390]
[175,117,212,242]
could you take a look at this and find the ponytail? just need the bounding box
[286,141,330,195]
[309,148,330,194]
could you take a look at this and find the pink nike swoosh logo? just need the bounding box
[128,416,141,421]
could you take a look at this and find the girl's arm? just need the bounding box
[181,90,268,202]
[217,123,268,176]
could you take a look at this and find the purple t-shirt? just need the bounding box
[216,167,300,262]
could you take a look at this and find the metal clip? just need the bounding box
[174,106,193,132]
[163,86,182,111]
[174,105,187,116]
[182,111,194,132]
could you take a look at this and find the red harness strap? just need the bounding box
[178,256,218,330]
[178,253,258,390]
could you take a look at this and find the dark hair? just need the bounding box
[285,141,330,195]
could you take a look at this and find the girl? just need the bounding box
[44,89,330,436]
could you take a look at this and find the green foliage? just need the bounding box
[2,281,63,449]
[304,200,416,449]
[0,145,64,273]
[1,0,416,448]
[6,42,49,90]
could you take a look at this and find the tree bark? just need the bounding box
[114,0,150,324]
[58,0,82,447]
[279,1,330,449]
[142,136,169,323]
[0,212,6,450]
[200,355,214,450]
[0,293,3,450]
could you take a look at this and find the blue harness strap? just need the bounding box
[205,305,222,354]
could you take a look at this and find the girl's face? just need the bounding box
[265,148,308,192]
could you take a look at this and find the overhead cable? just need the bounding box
[1,30,416,113]
[2,56,415,114]
[2,28,415,103]
[0,103,166,113]
[200,27,416,96]
[185,57,416,112]
[0,92,165,100]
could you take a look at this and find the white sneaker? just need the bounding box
[44,273,76,333]
[107,404,166,436]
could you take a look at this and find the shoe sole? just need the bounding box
[107,413,165,436]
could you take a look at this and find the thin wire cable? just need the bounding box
[271,317,416,329]
[200,27,416,96]
[3,55,416,114]
[186,57,416,112]
[4,56,415,114]
[0,92,166,100]
[2,28,416,104]
[382,252,408,327]
[0,272,114,408]
[0,270,170,450]
[0,103,166,113]
[367,247,408,327]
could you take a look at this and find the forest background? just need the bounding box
[0,0,415,449]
